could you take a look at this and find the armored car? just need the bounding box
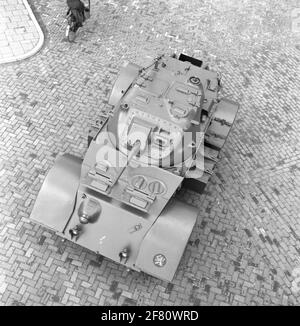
[30,54,239,281]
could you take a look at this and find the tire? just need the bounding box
[66,14,77,42]
[67,30,76,42]
[85,9,90,20]
[66,21,77,42]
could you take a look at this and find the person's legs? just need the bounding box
[69,9,82,31]
[66,1,87,31]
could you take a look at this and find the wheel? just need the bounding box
[66,21,77,42]
[84,8,90,20]
[67,29,76,42]
[66,14,77,42]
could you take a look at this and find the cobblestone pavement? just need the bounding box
[0,0,299,306]
[0,0,44,64]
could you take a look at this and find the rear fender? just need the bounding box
[135,199,198,282]
[205,98,239,149]
[30,154,82,233]
[108,62,141,106]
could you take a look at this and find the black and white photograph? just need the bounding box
[0,0,299,310]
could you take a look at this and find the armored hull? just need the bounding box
[30,54,239,281]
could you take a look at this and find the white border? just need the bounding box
[0,0,45,64]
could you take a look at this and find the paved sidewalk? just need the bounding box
[0,0,44,64]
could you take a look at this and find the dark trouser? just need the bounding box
[67,0,87,29]
[71,8,85,26]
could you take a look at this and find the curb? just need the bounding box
[0,0,45,64]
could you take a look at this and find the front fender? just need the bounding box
[30,154,82,233]
[135,199,198,282]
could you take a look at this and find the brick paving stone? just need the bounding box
[0,0,299,306]
[0,0,44,64]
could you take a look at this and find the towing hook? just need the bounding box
[69,225,81,241]
[119,248,130,264]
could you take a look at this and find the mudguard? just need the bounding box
[108,62,141,106]
[205,98,239,149]
[135,199,198,282]
[30,154,82,233]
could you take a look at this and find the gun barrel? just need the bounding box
[113,140,141,185]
